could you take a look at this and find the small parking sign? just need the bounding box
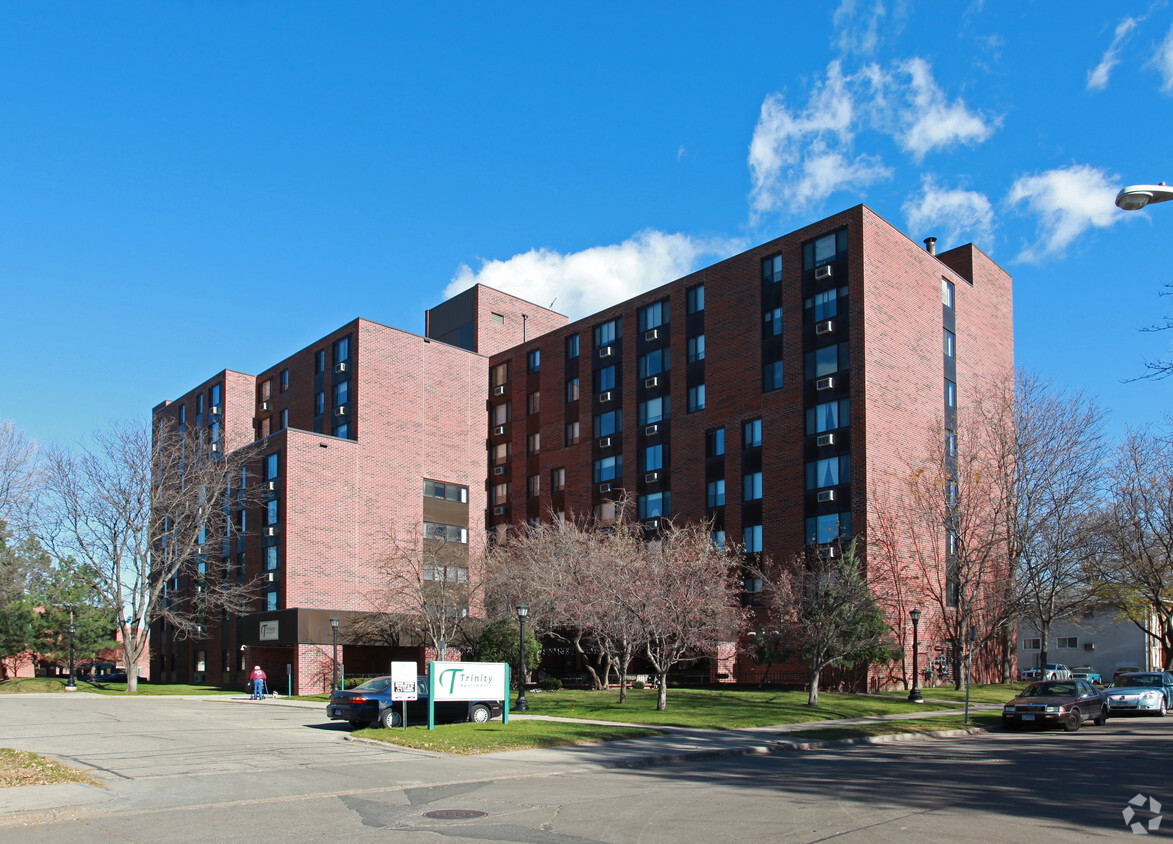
[390,661,418,702]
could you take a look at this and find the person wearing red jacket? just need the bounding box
[249,666,267,700]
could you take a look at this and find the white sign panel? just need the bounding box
[259,621,279,641]
[430,661,507,702]
[390,661,418,702]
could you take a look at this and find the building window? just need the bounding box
[266,591,278,612]
[638,301,669,331]
[264,545,278,571]
[566,378,580,402]
[706,427,725,457]
[280,369,289,392]
[315,350,326,373]
[264,453,279,480]
[596,365,617,392]
[806,456,850,489]
[595,410,622,436]
[265,499,279,526]
[594,318,621,347]
[638,491,669,519]
[687,284,705,314]
[594,500,617,522]
[566,334,579,359]
[707,479,725,507]
[642,444,663,472]
[743,524,763,553]
[764,307,782,337]
[688,335,705,362]
[334,335,350,364]
[565,421,580,446]
[805,343,848,379]
[593,455,622,482]
[280,409,289,430]
[944,329,956,358]
[744,577,763,594]
[806,289,838,320]
[492,403,510,426]
[424,565,468,583]
[743,471,763,501]
[527,392,540,415]
[942,278,955,308]
[638,349,670,377]
[490,362,510,388]
[527,474,540,497]
[1057,637,1078,649]
[688,384,706,412]
[261,379,272,401]
[424,522,469,543]
[743,419,762,449]
[315,391,325,416]
[491,482,507,504]
[806,399,850,434]
[761,254,782,284]
[424,481,468,503]
[945,379,957,408]
[333,379,349,407]
[333,422,349,439]
[527,349,541,372]
[638,397,669,425]
[527,432,541,454]
[711,529,726,548]
[491,312,505,324]
[492,442,511,465]
[551,467,565,492]
[806,513,851,544]
[1023,638,1041,650]
[808,231,841,268]
[946,431,957,458]
[763,360,784,392]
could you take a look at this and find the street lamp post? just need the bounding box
[515,603,530,712]
[1115,182,1173,211]
[330,616,340,692]
[908,608,924,703]
[66,607,77,691]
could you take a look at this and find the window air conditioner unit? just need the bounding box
[644,376,659,388]
[492,385,506,396]
[266,572,275,583]
[492,506,505,516]
[598,436,612,448]
[816,433,835,447]
[815,320,834,335]
[816,376,835,391]
[816,490,836,503]
[599,483,612,493]
[599,346,614,358]
[263,526,278,537]
[645,329,660,341]
[265,480,278,492]
[815,265,833,280]
[644,519,659,530]
[210,442,221,453]
[210,405,221,416]
[645,471,660,483]
[493,466,506,476]
[599,391,613,403]
[260,401,271,411]
[645,423,659,436]
[817,545,836,558]
[334,406,347,416]
[493,425,506,436]
[334,362,348,374]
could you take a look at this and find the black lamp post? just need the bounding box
[330,616,340,691]
[908,608,924,703]
[515,603,530,711]
[66,607,76,690]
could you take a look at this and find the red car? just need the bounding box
[1002,679,1109,732]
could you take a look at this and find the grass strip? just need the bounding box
[784,712,1003,741]
[352,720,663,755]
[0,677,240,696]
[0,748,102,789]
[874,683,1028,704]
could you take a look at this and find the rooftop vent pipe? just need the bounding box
[924,237,937,256]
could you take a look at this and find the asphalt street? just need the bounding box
[0,693,1168,842]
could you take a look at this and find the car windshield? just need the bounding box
[1115,676,1161,688]
[1023,682,1075,697]
[352,678,392,692]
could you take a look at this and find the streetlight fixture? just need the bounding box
[908,608,924,703]
[330,616,340,692]
[66,607,77,691]
[1115,182,1173,211]
[515,603,530,712]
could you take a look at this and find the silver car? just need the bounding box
[1105,672,1173,716]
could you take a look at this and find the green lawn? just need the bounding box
[353,720,663,754]
[0,677,238,696]
[877,683,1029,705]
[518,688,954,729]
[784,712,1002,741]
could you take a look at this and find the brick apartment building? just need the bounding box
[152,204,1012,693]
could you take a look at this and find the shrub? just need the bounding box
[631,680,645,690]
[538,677,562,691]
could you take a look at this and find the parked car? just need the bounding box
[1113,665,1144,683]
[1002,680,1109,732]
[1019,663,1072,681]
[1104,672,1173,717]
[326,676,503,728]
[1070,668,1102,684]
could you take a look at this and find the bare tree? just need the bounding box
[763,540,899,705]
[0,419,39,527]
[1087,427,1173,669]
[37,418,260,691]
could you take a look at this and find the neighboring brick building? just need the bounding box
[152,204,1012,692]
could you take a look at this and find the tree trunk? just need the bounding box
[656,671,668,711]
[617,641,630,704]
[808,666,821,706]
[123,624,142,693]
[569,631,604,690]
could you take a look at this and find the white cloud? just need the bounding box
[833,0,885,56]
[443,231,742,321]
[1155,21,1173,93]
[1005,165,1122,263]
[1088,17,1139,90]
[894,58,996,160]
[903,176,995,249]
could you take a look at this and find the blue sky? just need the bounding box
[3,1,1172,448]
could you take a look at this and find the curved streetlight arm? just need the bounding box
[1116,182,1173,211]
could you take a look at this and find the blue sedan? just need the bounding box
[326,676,503,728]
[1105,672,1173,716]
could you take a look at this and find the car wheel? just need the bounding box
[380,708,403,729]
[1064,708,1081,732]
[348,720,370,729]
[1093,707,1108,726]
[469,704,492,724]
[1160,699,1168,717]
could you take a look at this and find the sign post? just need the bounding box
[390,661,418,731]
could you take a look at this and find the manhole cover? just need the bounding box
[423,810,488,820]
